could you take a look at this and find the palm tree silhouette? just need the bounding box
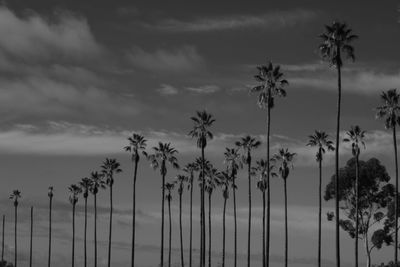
[218,171,231,267]
[273,148,296,267]
[48,186,53,267]
[165,182,176,267]
[176,174,188,267]
[2,215,4,264]
[68,184,82,267]
[90,171,106,267]
[189,110,215,267]
[101,158,122,267]
[79,177,92,267]
[319,21,358,267]
[9,190,21,267]
[183,162,198,267]
[236,135,261,267]
[343,126,366,267]
[29,207,33,267]
[224,147,241,267]
[307,130,334,267]
[251,61,288,267]
[376,89,400,264]
[124,133,147,267]
[147,142,179,267]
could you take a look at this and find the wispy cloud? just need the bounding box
[157,84,179,95]
[146,9,318,32]
[186,84,220,94]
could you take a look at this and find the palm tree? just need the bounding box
[9,190,21,267]
[90,171,106,267]
[223,147,242,267]
[69,184,82,267]
[218,171,231,267]
[29,207,33,267]
[176,174,188,267]
[101,158,122,267]
[189,110,215,267]
[165,182,176,267]
[319,22,358,267]
[307,131,334,267]
[236,135,261,267]
[272,148,296,267]
[147,142,179,267]
[183,162,198,267]
[79,177,92,267]
[251,61,288,267]
[124,133,147,267]
[48,186,53,267]
[2,215,4,263]
[343,126,366,267]
[376,89,400,264]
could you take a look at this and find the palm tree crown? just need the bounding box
[89,171,106,195]
[307,130,335,162]
[68,185,82,205]
[343,126,366,157]
[253,160,277,192]
[148,142,180,176]
[205,167,221,195]
[272,148,296,180]
[189,110,215,149]
[176,175,188,195]
[218,171,232,199]
[165,182,176,201]
[124,133,147,161]
[101,158,122,187]
[80,178,93,199]
[223,148,242,178]
[376,89,400,129]
[9,190,21,207]
[235,135,261,164]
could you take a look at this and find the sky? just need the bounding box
[0,0,399,266]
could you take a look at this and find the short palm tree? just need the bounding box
[236,135,261,267]
[343,126,366,267]
[79,177,92,267]
[165,182,176,267]
[183,162,198,267]
[376,88,400,264]
[223,147,242,267]
[101,158,122,267]
[124,133,147,267]
[319,22,358,267]
[307,131,334,267]
[218,171,231,267]
[90,171,106,267]
[189,110,215,267]
[69,184,82,267]
[9,190,21,267]
[48,186,54,267]
[147,142,179,267]
[251,61,288,267]
[176,174,188,267]
[272,148,296,267]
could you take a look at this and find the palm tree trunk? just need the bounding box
[72,203,76,267]
[189,177,193,267]
[14,205,17,267]
[132,158,139,267]
[262,190,266,267]
[108,184,113,267]
[335,61,342,267]
[247,154,252,267]
[364,233,371,267]
[208,192,211,267]
[318,157,322,267]
[200,177,203,267]
[202,147,206,267]
[84,197,88,267]
[94,193,98,267]
[180,191,184,267]
[222,195,227,267]
[233,175,237,267]
[266,94,271,267]
[1,214,4,263]
[168,198,172,267]
[355,155,359,267]
[393,125,398,266]
[30,207,33,267]
[48,196,52,267]
[161,166,166,267]
[284,179,288,267]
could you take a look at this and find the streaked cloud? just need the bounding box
[186,84,220,94]
[157,84,179,95]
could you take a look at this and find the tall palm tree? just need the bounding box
[176,174,187,267]
[189,110,215,267]
[147,142,179,267]
[90,171,106,267]
[272,148,296,267]
[223,147,242,267]
[48,186,53,267]
[343,126,366,267]
[376,89,400,265]
[9,190,21,267]
[79,177,92,267]
[307,131,334,267]
[165,182,176,267]
[319,22,358,267]
[218,171,231,267]
[251,61,288,267]
[29,207,33,267]
[101,158,122,267]
[236,135,261,267]
[183,162,198,267]
[69,184,82,267]
[124,133,147,267]
[253,159,276,266]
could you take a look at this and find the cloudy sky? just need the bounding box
[0,0,399,266]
